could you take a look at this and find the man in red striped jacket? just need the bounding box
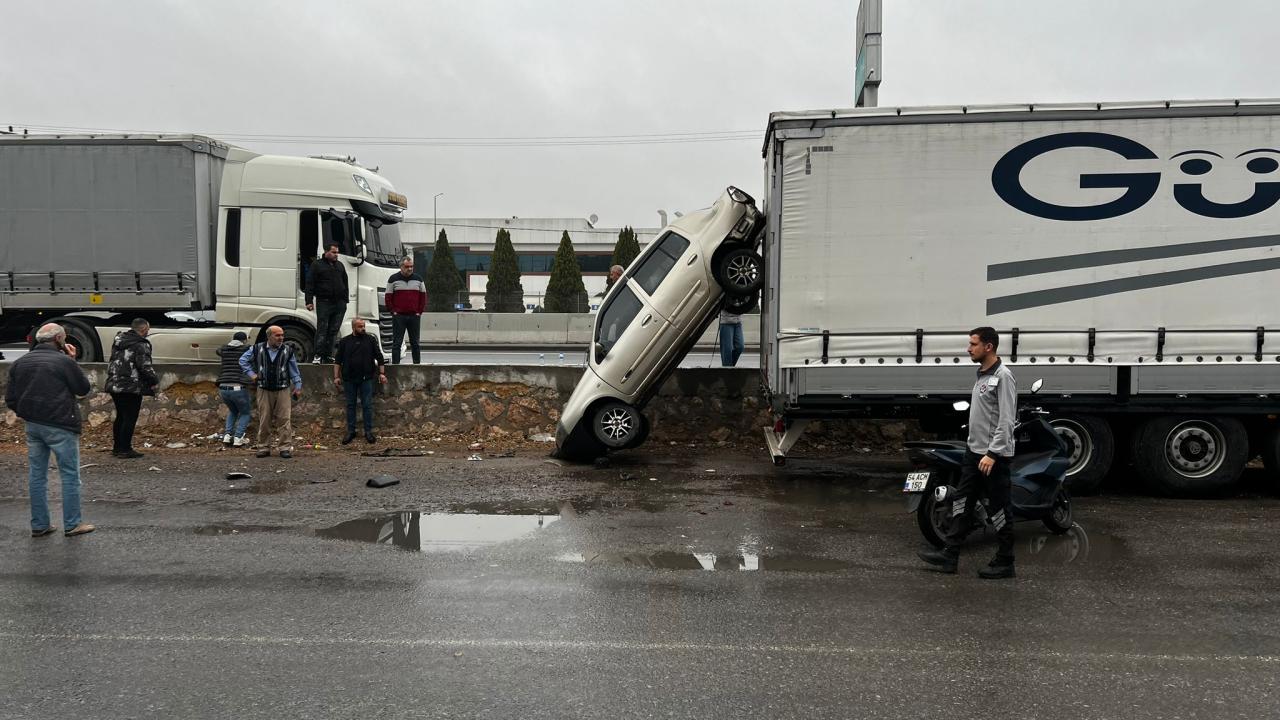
[385,257,428,364]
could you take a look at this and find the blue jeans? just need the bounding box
[26,422,81,531]
[344,378,375,433]
[719,323,744,367]
[219,387,252,438]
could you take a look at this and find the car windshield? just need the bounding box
[594,285,643,362]
[363,220,404,268]
[630,231,691,296]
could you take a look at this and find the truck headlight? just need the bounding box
[353,174,374,196]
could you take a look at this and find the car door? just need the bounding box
[591,284,670,400]
[620,231,709,388]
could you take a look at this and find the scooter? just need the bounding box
[903,379,1075,548]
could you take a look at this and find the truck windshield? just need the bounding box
[363,220,404,268]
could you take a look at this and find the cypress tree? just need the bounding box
[611,226,641,269]
[425,228,463,312]
[485,228,524,312]
[544,231,588,313]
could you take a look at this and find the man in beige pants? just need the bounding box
[238,326,303,458]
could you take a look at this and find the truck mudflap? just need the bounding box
[904,492,925,514]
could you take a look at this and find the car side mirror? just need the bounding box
[1031,378,1044,395]
[952,400,970,412]
[594,342,606,361]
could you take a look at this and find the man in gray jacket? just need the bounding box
[918,326,1018,579]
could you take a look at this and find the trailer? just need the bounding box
[759,99,1280,495]
[0,135,408,361]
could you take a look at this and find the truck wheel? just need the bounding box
[591,401,643,449]
[1050,415,1114,495]
[35,318,100,363]
[1134,416,1248,496]
[713,247,764,297]
[281,326,314,363]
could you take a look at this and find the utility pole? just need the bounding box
[433,192,444,242]
[855,0,882,107]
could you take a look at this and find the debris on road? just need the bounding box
[467,454,482,461]
[309,477,336,484]
[468,442,485,451]
[79,463,99,470]
[488,450,515,458]
[366,474,399,488]
[361,447,426,458]
[226,472,252,480]
[166,442,188,449]
[148,466,161,472]
[529,433,554,442]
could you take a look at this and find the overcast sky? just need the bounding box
[3,0,1276,228]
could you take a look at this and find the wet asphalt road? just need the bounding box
[1,449,1277,719]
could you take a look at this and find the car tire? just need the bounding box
[713,247,765,297]
[1134,416,1248,497]
[1050,415,1114,495]
[723,293,759,315]
[625,414,651,449]
[591,401,643,449]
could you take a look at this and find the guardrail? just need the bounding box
[416,312,760,348]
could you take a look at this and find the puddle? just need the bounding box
[317,509,560,552]
[1019,524,1126,566]
[194,523,290,536]
[556,551,849,572]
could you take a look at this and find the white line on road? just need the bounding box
[1,631,1275,666]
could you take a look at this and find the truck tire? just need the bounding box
[1259,425,1280,483]
[713,247,764,297]
[591,401,643,449]
[1134,416,1248,496]
[280,326,314,363]
[34,318,101,363]
[1050,415,1114,495]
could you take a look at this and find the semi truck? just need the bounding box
[758,99,1280,496]
[0,135,409,362]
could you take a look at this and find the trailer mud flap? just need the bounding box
[905,493,924,514]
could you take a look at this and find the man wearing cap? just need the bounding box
[217,331,253,447]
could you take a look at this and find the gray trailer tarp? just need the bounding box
[0,138,223,309]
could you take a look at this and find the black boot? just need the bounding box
[341,431,356,445]
[917,548,958,574]
[978,556,1015,580]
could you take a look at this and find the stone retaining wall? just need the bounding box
[1,364,914,450]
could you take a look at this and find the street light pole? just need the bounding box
[433,192,444,243]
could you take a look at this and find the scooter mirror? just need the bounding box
[952,400,970,412]
[1031,379,1044,394]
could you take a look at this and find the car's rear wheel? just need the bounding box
[591,401,643,449]
[714,247,764,297]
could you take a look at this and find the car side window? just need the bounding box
[630,232,691,296]
[595,286,644,360]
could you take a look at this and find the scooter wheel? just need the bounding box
[1042,490,1073,534]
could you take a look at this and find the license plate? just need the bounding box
[903,472,930,493]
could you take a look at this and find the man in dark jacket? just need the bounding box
[5,323,95,537]
[305,243,349,363]
[104,318,159,459]
[333,317,386,444]
[385,257,427,364]
[216,331,253,447]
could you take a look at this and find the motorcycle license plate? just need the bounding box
[903,472,930,493]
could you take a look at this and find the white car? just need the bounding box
[556,187,765,459]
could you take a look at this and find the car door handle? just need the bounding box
[640,314,652,327]
[686,254,698,265]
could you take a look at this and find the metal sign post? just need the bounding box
[855,0,882,107]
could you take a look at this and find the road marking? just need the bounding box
[0,631,1275,665]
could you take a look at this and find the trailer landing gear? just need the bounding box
[764,420,809,466]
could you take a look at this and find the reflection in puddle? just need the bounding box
[1020,524,1124,566]
[557,551,848,572]
[317,510,560,552]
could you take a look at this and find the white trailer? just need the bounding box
[0,135,409,361]
[760,99,1280,495]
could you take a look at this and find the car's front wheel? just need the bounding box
[591,401,643,449]
[714,247,765,297]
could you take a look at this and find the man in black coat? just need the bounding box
[305,243,349,363]
[5,323,95,537]
[104,318,159,458]
[333,317,386,444]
